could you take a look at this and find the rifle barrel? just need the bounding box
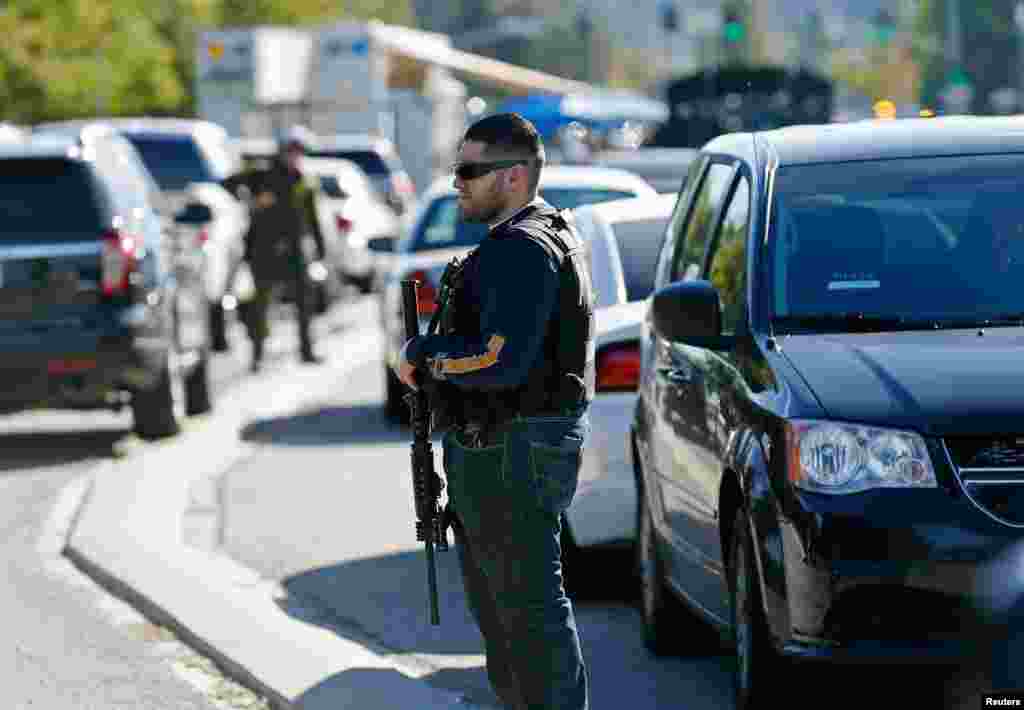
[401,278,442,626]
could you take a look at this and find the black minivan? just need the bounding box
[632,116,1024,707]
[0,129,213,439]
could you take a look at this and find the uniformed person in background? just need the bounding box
[396,113,594,710]
[223,125,325,371]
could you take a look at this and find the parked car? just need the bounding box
[559,193,677,587]
[34,118,246,352]
[0,122,28,143]
[379,165,659,420]
[590,146,699,194]
[0,130,213,439]
[306,133,417,216]
[632,116,1024,708]
[173,181,250,351]
[301,156,402,293]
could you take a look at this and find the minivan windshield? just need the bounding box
[768,154,1024,333]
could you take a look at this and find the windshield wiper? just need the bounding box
[941,313,1024,329]
[774,311,1024,334]
[771,312,937,333]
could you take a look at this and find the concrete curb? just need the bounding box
[62,299,467,710]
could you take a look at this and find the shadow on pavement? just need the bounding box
[0,428,130,473]
[239,402,409,446]
[277,547,505,708]
[295,666,503,709]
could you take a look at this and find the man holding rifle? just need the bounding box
[396,113,594,710]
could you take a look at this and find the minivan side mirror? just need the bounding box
[174,202,213,225]
[651,280,734,349]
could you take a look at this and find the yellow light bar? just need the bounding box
[873,99,896,120]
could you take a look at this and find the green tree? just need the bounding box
[0,0,415,122]
[913,0,1017,113]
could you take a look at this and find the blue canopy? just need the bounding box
[494,90,669,142]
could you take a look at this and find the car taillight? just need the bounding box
[101,229,138,296]
[408,269,438,316]
[197,228,210,246]
[596,341,640,392]
[335,215,353,234]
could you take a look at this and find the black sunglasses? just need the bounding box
[451,159,528,181]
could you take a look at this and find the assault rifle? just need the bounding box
[401,277,452,626]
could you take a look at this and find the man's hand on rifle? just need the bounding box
[396,337,419,390]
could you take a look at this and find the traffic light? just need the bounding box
[723,10,746,44]
[659,2,679,33]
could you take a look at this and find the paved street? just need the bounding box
[0,293,1005,709]
[217,325,736,710]
[0,301,323,710]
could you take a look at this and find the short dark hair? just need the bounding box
[463,112,545,191]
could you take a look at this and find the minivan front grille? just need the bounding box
[944,436,1024,527]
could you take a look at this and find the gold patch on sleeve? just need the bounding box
[438,335,506,375]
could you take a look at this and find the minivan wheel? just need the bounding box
[131,358,181,440]
[729,507,780,710]
[637,491,680,655]
[184,350,213,416]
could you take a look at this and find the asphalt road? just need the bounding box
[0,301,348,710]
[215,301,1003,710]
[216,328,735,709]
[0,294,1005,709]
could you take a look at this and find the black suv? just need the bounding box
[0,129,213,439]
[632,117,1024,707]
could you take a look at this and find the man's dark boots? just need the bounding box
[251,339,265,373]
[300,349,324,365]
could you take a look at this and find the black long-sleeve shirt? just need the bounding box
[407,199,561,392]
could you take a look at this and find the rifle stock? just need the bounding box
[400,279,447,626]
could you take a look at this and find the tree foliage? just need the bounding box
[0,0,413,122]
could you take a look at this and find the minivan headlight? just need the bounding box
[785,419,937,494]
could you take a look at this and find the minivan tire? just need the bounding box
[729,507,782,710]
[637,489,683,655]
[132,361,180,440]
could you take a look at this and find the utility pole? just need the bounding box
[576,5,593,83]
[1016,1,1024,112]
[749,0,763,65]
[946,0,961,65]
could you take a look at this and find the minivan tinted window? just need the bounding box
[0,159,107,240]
[611,218,670,301]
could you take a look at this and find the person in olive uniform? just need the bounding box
[396,113,594,710]
[222,126,325,371]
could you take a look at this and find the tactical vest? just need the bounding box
[445,204,596,428]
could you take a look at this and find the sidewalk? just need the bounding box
[62,298,468,710]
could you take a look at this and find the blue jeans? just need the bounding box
[443,414,590,710]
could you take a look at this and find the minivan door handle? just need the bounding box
[657,366,693,384]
